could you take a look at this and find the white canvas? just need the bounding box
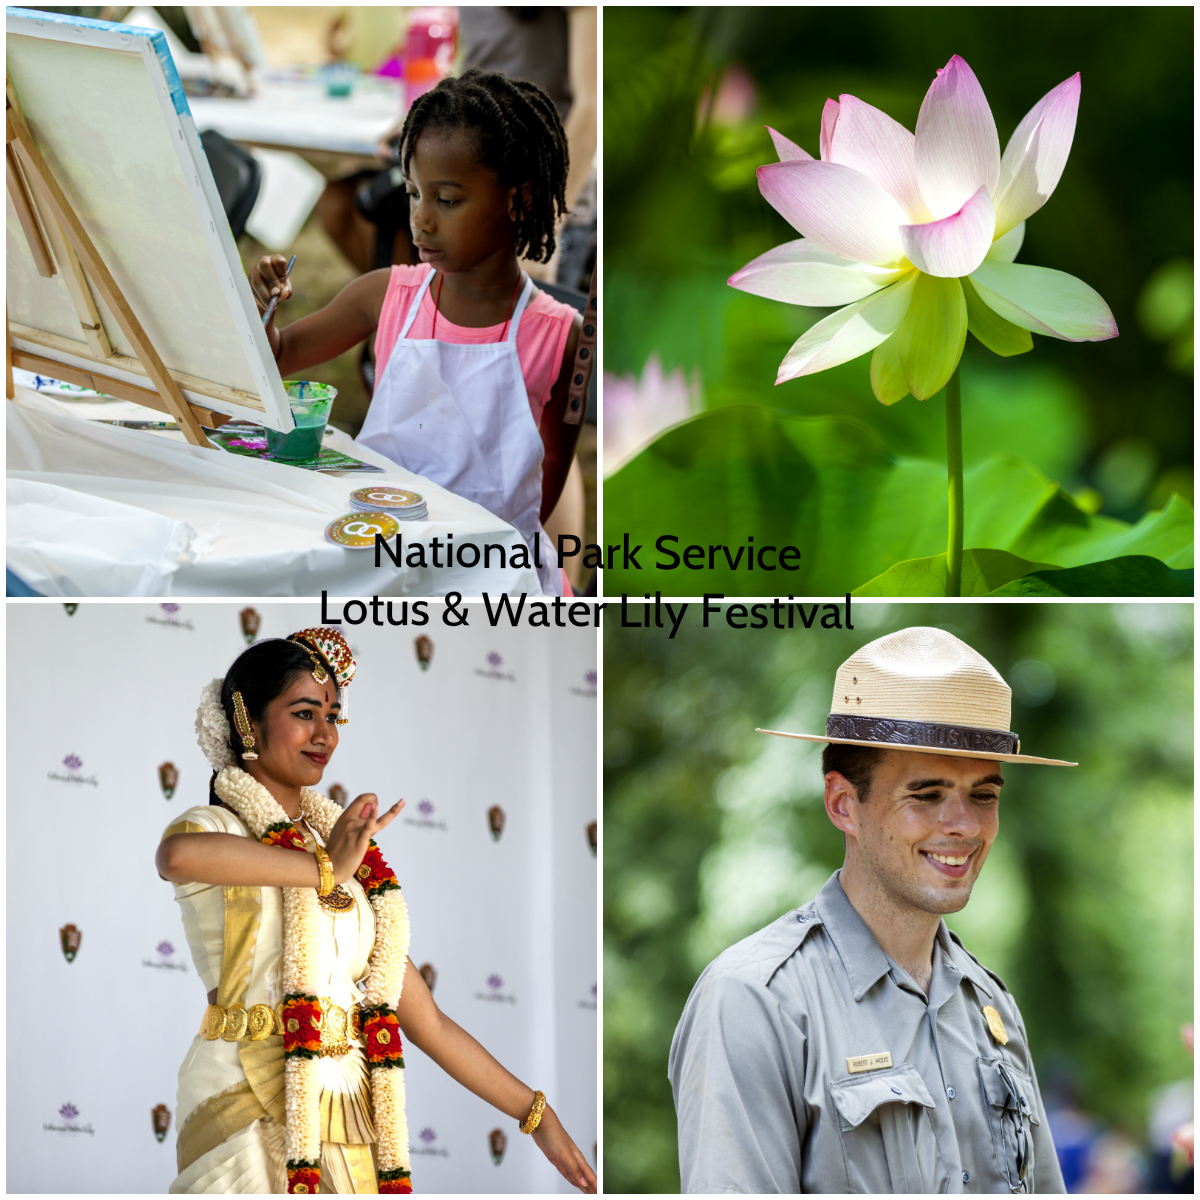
[5,7,294,430]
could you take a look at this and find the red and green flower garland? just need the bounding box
[212,768,412,1196]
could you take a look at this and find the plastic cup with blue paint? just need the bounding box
[267,381,336,461]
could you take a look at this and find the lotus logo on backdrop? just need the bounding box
[152,1104,171,1143]
[142,939,187,972]
[489,1127,507,1165]
[476,651,516,682]
[49,754,98,786]
[406,798,448,832]
[63,603,78,616]
[239,607,261,644]
[418,963,437,993]
[411,1126,449,1158]
[328,783,348,808]
[44,1102,94,1136]
[146,604,194,631]
[414,635,434,671]
[159,761,179,800]
[475,972,516,1005]
[587,820,597,854]
[572,669,598,698]
[60,924,81,963]
[487,805,506,842]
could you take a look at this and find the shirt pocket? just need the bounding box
[829,1063,948,1194]
[978,1057,1040,1193]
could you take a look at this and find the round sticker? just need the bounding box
[326,511,401,549]
[349,487,424,510]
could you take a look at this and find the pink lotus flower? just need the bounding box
[730,55,1117,401]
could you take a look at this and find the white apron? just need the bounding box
[356,270,558,595]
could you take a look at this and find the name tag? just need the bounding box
[846,1051,893,1074]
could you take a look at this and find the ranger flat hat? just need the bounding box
[758,626,1076,766]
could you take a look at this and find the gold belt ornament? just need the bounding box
[201,1000,362,1057]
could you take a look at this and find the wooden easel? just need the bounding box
[6,75,221,444]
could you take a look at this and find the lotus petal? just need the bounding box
[970,260,1118,341]
[820,98,840,160]
[962,275,1033,356]
[766,125,813,162]
[777,273,917,383]
[987,221,1025,263]
[994,74,1080,235]
[758,159,909,268]
[897,274,967,398]
[828,94,933,223]
[900,186,996,278]
[870,329,909,405]
[915,55,1000,219]
[729,238,905,307]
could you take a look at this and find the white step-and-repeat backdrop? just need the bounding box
[7,601,597,1194]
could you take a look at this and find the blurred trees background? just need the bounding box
[604,6,1193,526]
[603,604,1193,1191]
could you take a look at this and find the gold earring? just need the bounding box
[232,691,259,760]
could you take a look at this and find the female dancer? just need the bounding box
[157,628,595,1194]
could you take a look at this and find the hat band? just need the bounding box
[826,714,1019,756]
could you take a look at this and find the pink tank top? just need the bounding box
[374,264,576,423]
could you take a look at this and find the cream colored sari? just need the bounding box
[165,804,381,1194]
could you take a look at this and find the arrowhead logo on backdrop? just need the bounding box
[159,762,179,800]
[487,805,506,842]
[152,1104,171,1142]
[418,962,437,993]
[328,783,348,807]
[489,1127,507,1165]
[60,924,81,963]
[239,607,261,644]
[414,635,434,671]
[63,603,78,616]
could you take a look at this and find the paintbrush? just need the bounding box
[261,254,297,325]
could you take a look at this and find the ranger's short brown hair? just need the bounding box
[821,742,886,802]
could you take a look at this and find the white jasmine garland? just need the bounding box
[211,766,411,1190]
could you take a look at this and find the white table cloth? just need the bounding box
[6,386,543,598]
[188,75,403,158]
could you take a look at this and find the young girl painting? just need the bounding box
[251,70,582,597]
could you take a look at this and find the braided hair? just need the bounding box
[397,68,569,263]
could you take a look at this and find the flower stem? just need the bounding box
[945,368,963,598]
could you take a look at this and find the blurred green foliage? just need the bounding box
[603,605,1193,1192]
[604,6,1194,520]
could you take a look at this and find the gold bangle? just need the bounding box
[519,1090,546,1134]
[313,844,334,897]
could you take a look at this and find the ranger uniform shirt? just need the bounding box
[669,872,1066,1194]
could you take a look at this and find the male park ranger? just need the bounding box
[669,627,1069,1194]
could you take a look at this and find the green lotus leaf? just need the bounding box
[602,407,1193,596]
[853,549,1059,597]
[987,555,1194,596]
